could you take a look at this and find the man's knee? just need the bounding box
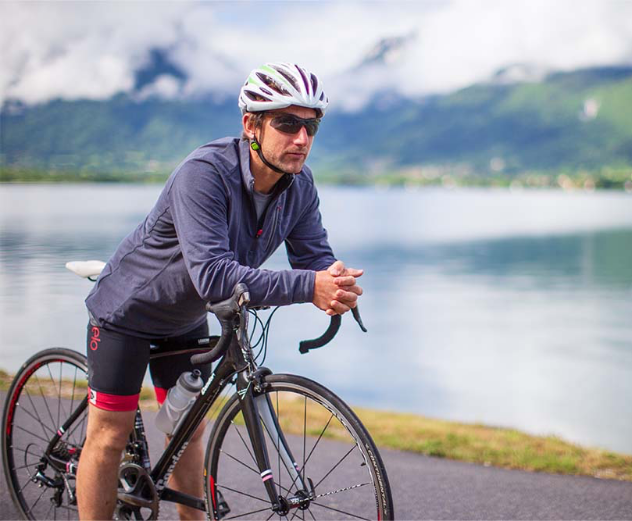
[85,405,136,452]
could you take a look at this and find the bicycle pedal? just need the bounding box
[216,489,230,518]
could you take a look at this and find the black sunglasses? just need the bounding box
[269,114,320,137]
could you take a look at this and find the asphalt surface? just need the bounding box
[2,391,631,520]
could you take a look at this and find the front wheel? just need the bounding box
[204,374,394,520]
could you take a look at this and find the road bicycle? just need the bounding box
[2,261,394,520]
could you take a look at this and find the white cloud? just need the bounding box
[1,0,631,109]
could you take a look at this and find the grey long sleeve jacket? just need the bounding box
[86,137,336,338]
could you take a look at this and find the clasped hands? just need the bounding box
[313,260,364,316]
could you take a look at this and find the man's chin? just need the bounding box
[281,160,306,174]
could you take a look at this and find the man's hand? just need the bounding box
[313,260,364,316]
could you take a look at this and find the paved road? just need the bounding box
[2,392,631,520]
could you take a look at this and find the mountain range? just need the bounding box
[2,57,632,184]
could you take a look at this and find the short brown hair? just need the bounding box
[241,111,267,140]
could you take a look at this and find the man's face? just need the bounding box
[248,106,318,174]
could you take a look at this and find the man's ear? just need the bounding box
[242,113,255,138]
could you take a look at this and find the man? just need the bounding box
[77,62,363,520]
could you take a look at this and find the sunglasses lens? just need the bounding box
[271,115,319,136]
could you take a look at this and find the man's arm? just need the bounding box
[284,177,364,315]
[284,184,337,272]
[169,161,315,306]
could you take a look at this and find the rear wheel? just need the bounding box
[204,374,394,520]
[2,348,88,520]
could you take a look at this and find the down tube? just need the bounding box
[151,363,234,491]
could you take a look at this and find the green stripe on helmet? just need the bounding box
[260,65,292,89]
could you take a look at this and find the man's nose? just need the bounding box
[293,126,309,145]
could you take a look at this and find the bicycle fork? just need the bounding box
[238,374,314,515]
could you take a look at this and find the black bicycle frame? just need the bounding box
[146,332,307,515]
[42,296,352,516]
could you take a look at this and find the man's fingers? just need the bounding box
[329,300,351,314]
[343,268,364,278]
[334,289,358,303]
[333,275,356,286]
[328,260,346,277]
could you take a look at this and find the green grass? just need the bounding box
[2,370,631,481]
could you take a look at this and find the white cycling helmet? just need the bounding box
[238,62,329,116]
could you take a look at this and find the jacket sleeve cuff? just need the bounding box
[293,270,316,304]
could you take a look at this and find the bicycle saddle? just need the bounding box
[65,260,106,279]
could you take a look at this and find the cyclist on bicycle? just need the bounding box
[77,62,364,520]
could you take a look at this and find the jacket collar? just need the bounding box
[239,138,295,198]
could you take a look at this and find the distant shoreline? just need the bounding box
[1,168,632,192]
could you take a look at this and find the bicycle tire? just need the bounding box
[2,348,89,520]
[204,374,394,520]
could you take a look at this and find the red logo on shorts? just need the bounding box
[90,326,101,351]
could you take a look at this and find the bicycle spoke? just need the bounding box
[285,412,335,494]
[14,402,57,437]
[45,364,62,427]
[80,399,87,446]
[314,445,356,489]
[66,413,88,445]
[220,449,260,476]
[302,396,307,485]
[57,362,62,428]
[29,484,50,513]
[310,501,371,521]
[9,444,39,456]
[231,420,258,466]
[34,373,58,430]
[22,387,54,441]
[70,366,78,421]
[315,482,370,499]
[217,484,268,503]
[302,413,334,469]
[16,474,37,496]
[11,461,40,472]
[14,423,51,444]
[46,498,55,520]
[277,391,281,498]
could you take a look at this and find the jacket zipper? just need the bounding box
[264,205,281,251]
[251,174,292,244]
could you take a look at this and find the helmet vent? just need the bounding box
[256,72,291,96]
[273,66,300,92]
[310,73,319,95]
[244,90,269,102]
[295,66,311,95]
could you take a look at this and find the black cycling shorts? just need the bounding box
[86,321,211,411]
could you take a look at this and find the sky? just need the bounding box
[1,0,632,111]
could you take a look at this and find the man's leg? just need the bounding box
[77,406,136,520]
[167,421,207,521]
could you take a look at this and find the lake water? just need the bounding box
[1,184,631,454]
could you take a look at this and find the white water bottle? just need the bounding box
[155,369,203,435]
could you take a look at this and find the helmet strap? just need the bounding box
[250,137,288,175]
